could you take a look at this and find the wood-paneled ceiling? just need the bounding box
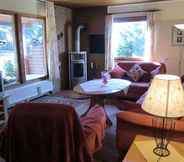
[52,0,167,8]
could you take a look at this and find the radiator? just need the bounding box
[4,80,53,108]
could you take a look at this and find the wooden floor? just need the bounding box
[55,90,90,99]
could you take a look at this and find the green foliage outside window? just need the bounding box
[4,60,16,78]
[116,23,146,57]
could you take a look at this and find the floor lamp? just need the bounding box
[142,74,184,157]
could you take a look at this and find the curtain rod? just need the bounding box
[108,9,161,15]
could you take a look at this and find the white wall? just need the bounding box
[153,19,184,75]
[55,5,72,89]
[55,6,72,54]
[0,0,45,15]
[109,0,184,76]
[152,2,184,76]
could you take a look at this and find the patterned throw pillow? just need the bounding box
[110,65,127,78]
[127,64,147,82]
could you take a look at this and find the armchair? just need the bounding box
[0,103,106,162]
[116,101,184,156]
[116,75,184,155]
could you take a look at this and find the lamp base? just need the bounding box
[152,117,175,157]
[153,146,170,157]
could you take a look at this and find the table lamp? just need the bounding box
[175,24,184,30]
[142,74,184,157]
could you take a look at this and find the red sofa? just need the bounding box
[110,61,166,101]
[116,100,184,156]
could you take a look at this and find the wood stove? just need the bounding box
[69,51,87,88]
[68,25,88,88]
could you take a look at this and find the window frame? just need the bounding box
[0,10,48,88]
[18,14,48,83]
[0,12,20,87]
[112,16,147,61]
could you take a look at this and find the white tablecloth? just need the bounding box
[79,79,131,95]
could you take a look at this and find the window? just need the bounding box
[111,16,147,59]
[0,14,18,85]
[0,12,47,86]
[21,17,47,81]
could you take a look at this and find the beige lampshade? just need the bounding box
[142,74,184,118]
[175,24,184,31]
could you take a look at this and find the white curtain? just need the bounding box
[46,1,61,92]
[105,15,113,71]
[145,12,155,61]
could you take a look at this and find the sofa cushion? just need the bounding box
[117,61,161,72]
[110,65,127,78]
[127,64,147,82]
[128,83,149,100]
[114,82,149,101]
[139,72,152,82]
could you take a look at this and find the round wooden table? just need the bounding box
[74,79,131,126]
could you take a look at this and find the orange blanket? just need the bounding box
[80,105,107,155]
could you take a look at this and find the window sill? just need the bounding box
[3,80,53,108]
[114,57,145,63]
[4,75,48,91]
[26,74,47,81]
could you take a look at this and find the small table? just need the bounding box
[74,79,131,125]
[123,135,184,162]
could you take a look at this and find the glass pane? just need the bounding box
[112,21,147,58]
[0,14,18,85]
[21,17,47,81]
[73,63,83,77]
